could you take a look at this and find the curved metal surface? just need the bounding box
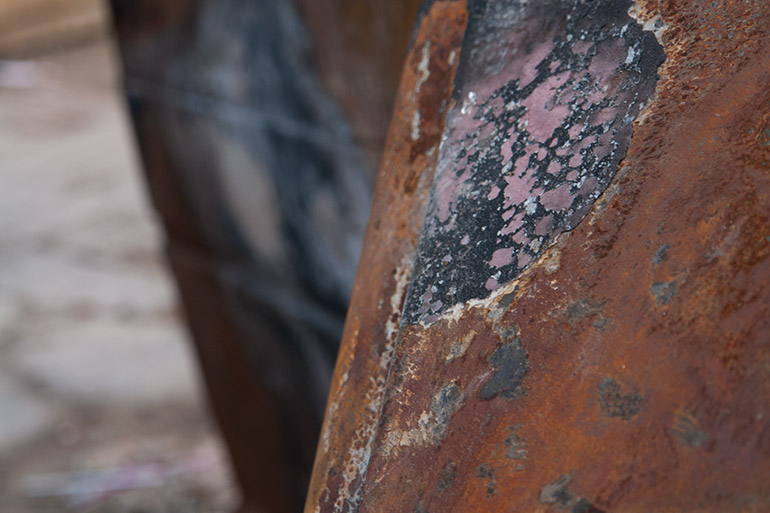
[306,0,770,512]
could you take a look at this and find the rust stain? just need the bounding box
[303,3,468,512]
[307,0,770,512]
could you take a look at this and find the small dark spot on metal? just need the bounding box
[476,463,495,479]
[652,243,670,265]
[672,413,708,448]
[479,338,528,400]
[328,466,337,477]
[650,279,679,305]
[476,463,497,498]
[504,424,528,461]
[597,378,642,420]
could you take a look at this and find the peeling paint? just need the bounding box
[404,0,665,324]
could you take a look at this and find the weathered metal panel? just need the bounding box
[303,3,469,511]
[306,0,770,512]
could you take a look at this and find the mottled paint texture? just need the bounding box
[405,0,664,323]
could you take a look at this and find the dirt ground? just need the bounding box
[0,39,237,512]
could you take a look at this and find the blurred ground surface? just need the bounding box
[0,39,237,512]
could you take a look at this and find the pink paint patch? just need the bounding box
[591,106,616,126]
[488,185,501,200]
[549,60,560,73]
[521,72,571,141]
[509,144,538,177]
[560,87,579,105]
[535,215,554,236]
[594,130,614,158]
[517,251,533,268]
[489,247,514,268]
[501,139,514,163]
[588,39,625,82]
[572,40,593,55]
[519,40,554,87]
[576,135,595,152]
[547,160,561,175]
[501,211,525,236]
[502,174,535,209]
[568,152,582,167]
[579,176,599,195]
[540,183,574,211]
[485,277,500,291]
[432,157,471,222]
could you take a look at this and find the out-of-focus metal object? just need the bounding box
[109,1,419,512]
[0,0,106,58]
[306,1,770,512]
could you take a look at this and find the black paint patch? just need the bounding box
[403,0,665,324]
[597,378,642,419]
[479,339,529,400]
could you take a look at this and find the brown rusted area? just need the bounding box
[304,3,468,512]
[308,0,770,512]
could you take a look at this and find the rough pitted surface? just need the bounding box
[404,0,664,324]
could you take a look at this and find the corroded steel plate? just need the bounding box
[306,0,770,512]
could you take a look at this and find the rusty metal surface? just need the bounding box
[304,3,468,511]
[109,1,418,512]
[306,0,770,512]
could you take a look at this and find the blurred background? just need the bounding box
[1,0,420,511]
[0,0,237,511]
